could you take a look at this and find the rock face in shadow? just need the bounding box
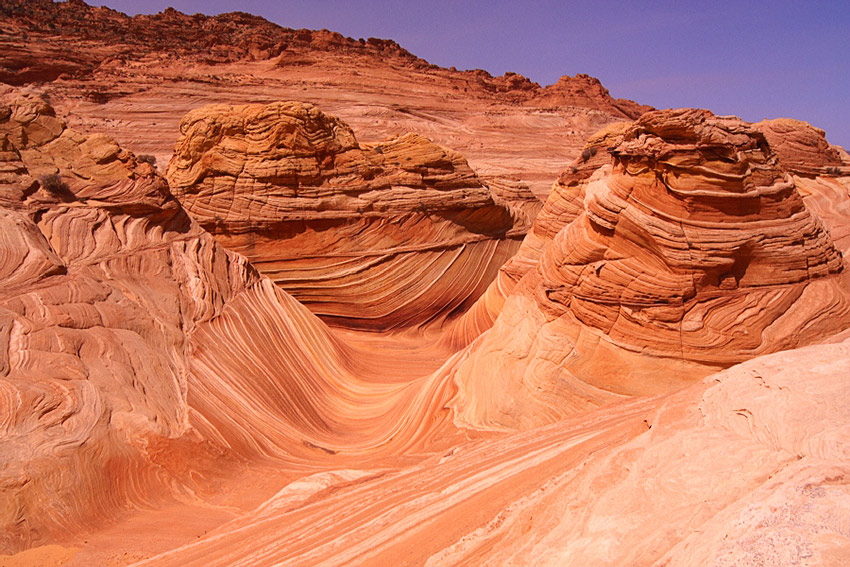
[166,101,536,330]
[448,108,850,431]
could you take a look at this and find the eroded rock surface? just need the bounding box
[2,6,850,564]
[0,98,460,554]
[166,101,535,330]
[0,95,252,550]
[449,108,850,430]
[130,341,850,567]
[0,0,651,197]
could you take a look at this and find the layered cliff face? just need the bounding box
[0,0,650,197]
[0,98,461,553]
[0,0,432,84]
[166,101,534,330]
[449,108,850,431]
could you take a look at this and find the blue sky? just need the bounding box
[88,0,850,149]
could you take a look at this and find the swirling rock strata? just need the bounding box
[166,102,528,330]
[0,96,251,551]
[442,121,631,349]
[449,108,850,430]
[133,341,850,567]
[3,98,850,567]
[0,98,459,553]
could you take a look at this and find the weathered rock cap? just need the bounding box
[756,117,847,176]
[166,101,499,226]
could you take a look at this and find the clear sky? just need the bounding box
[88,0,850,149]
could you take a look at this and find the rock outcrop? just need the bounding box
[127,340,850,567]
[532,74,653,119]
[0,0,650,197]
[442,121,632,348]
[166,101,534,330]
[448,108,850,430]
[756,118,846,177]
[0,0,426,82]
[0,95,249,550]
[0,98,459,553]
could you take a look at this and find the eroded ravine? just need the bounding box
[2,40,850,565]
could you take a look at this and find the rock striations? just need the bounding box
[1,93,850,566]
[166,101,533,330]
[0,95,253,550]
[531,73,652,118]
[448,108,850,430]
[0,0,651,197]
[2,7,850,565]
[0,97,458,554]
[130,341,850,567]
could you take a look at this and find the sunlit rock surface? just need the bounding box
[2,6,850,563]
[0,98,460,556]
[166,101,536,330]
[0,0,652,198]
[449,108,850,430]
[0,95,253,550]
[129,340,850,567]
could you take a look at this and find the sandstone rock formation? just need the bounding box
[120,340,850,567]
[757,118,846,177]
[441,121,632,348]
[0,0,651,197]
[0,95,251,550]
[531,73,653,118]
[3,4,850,566]
[448,108,850,430]
[2,95,850,567]
[0,97,459,554]
[165,101,536,330]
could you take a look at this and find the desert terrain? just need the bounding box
[1,2,850,566]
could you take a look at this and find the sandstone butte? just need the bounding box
[1,2,850,567]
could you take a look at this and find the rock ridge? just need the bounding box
[447,108,850,431]
[0,0,648,119]
[166,101,535,330]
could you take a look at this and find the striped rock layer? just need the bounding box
[0,98,460,552]
[132,341,850,567]
[166,102,538,330]
[449,108,850,430]
[3,97,850,567]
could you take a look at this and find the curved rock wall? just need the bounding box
[449,109,850,430]
[0,99,460,552]
[166,102,533,330]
